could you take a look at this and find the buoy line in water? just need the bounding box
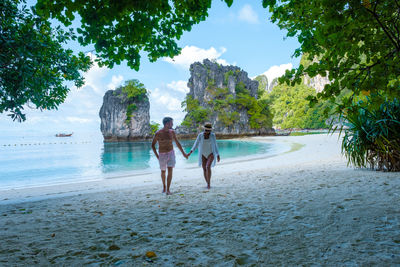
[2,141,92,146]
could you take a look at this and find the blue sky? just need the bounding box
[0,1,300,136]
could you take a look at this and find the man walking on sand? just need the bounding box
[152,117,187,195]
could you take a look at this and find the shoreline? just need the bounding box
[1,133,400,265]
[0,135,297,204]
[0,138,277,192]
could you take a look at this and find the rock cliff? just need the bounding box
[99,86,151,142]
[263,53,331,92]
[266,73,330,92]
[254,74,269,92]
[303,73,331,92]
[300,54,331,92]
[269,77,279,91]
[177,59,275,137]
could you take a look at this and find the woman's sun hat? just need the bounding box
[203,122,212,131]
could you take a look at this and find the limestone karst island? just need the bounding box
[99,58,332,141]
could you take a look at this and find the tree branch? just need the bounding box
[361,49,396,71]
[394,0,400,9]
[341,49,396,89]
[365,3,400,51]
[394,19,400,45]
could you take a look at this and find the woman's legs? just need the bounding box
[201,156,208,185]
[201,154,214,189]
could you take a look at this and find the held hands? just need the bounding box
[184,151,192,160]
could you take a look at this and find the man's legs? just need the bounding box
[161,170,166,193]
[166,167,173,195]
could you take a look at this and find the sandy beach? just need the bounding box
[1,133,399,266]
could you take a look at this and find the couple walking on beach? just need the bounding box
[151,117,220,195]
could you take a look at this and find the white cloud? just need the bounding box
[62,54,124,119]
[238,5,259,24]
[22,115,47,124]
[83,53,109,95]
[150,88,182,112]
[63,85,102,116]
[216,58,231,66]
[66,117,93,123]
[160,96,181,111]
[151,87,161,98]
[107,75,124,90]
[262,63,293,86]
[149,86,187,125]
[167,80,189,94]
[163,46,229,69]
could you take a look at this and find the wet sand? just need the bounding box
[1,134,399,265]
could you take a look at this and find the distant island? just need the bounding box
[175,59,275,138]
[99,79,151,142]
[99,57,332,142]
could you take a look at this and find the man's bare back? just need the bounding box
[154,129,174,153]
[151,117,188,195]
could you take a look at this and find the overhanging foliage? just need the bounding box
[35,0,234,70]
[0,0,92,121]
[263,0,400,109]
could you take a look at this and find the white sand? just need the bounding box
[1,133,400,265]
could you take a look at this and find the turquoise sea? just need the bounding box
[0,131,286,190]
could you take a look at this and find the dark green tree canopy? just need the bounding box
[35,0,233,70]
[262,0,400,171]
[263,0,400,110]
[0,0,92,121]
[2,0,235,121]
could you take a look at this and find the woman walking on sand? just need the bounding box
[188,122,220,189]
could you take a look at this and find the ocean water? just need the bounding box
[0,131,286,190]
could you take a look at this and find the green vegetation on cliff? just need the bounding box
[261,82,333,129]
[181,95,210,128]
[223,70,234,85]
[254,75,268,96]
[122,79,147,101]
[182,82,272,129]
[207,86,239,126]
[115,79,148,125]
[234,84,272,129]
[150,121,160,135]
